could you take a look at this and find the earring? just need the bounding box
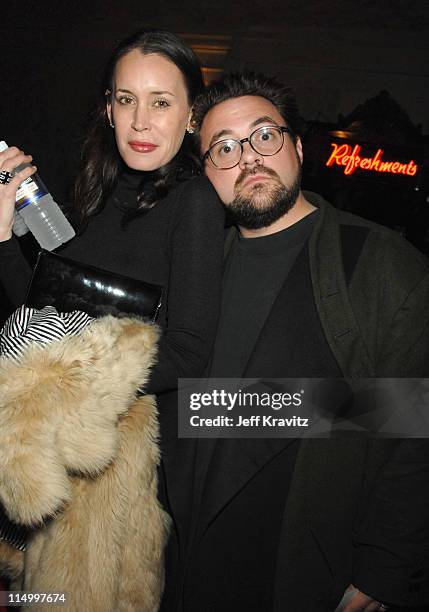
[186,109,195,134]
[109,121,115,129]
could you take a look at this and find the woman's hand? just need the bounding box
[0,146,37,242]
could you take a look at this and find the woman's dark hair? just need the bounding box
[73,28,204,228]
[192,71,303,146]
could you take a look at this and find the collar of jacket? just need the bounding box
[223,191,376,378]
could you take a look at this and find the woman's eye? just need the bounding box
[153,99,170,108]
[117,96,135,105]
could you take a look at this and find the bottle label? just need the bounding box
[15,175,49,210]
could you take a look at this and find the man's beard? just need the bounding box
[225,163,302,230]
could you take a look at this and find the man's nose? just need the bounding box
[238,141,264,170]
[132,104,151,132]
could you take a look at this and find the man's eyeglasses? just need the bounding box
[202,125,292,170]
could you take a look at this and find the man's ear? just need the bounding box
[295,137,303,164]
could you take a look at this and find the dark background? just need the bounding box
[1,0,429,321]
[0,5,428,609]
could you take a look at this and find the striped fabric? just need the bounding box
[0,305,94,361]
[0,503,30,552]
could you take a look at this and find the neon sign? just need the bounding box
[326,143,418,177]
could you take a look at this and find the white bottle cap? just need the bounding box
[0,141,8,152]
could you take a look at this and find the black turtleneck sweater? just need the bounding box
[0,173,225,395]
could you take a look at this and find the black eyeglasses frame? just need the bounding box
[202,125,293,169]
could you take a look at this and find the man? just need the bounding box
[160,72,429,612]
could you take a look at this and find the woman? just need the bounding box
[0,27,224,610]
[0,28,224,395]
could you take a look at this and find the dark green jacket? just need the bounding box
[159,192,429,612]
[219,192,429,610]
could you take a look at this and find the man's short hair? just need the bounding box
[192,70,303,143]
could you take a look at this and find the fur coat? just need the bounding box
[0,316,170,612]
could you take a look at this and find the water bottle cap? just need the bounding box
[0,141,8,152]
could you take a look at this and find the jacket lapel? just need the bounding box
[194,248,314,540]
[195,436,295,543]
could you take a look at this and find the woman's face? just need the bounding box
[107,50,191,171]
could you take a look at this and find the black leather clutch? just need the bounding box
[25,250,163,323]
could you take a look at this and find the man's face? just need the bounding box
[200,96,303,229]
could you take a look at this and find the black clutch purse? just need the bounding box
[25,249,163,322]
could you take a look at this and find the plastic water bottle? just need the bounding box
[0,141,75,250]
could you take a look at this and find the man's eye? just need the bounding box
[218,143,235,156]
[259,129,277,141]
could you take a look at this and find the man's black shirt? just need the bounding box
[210,210,318,378]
